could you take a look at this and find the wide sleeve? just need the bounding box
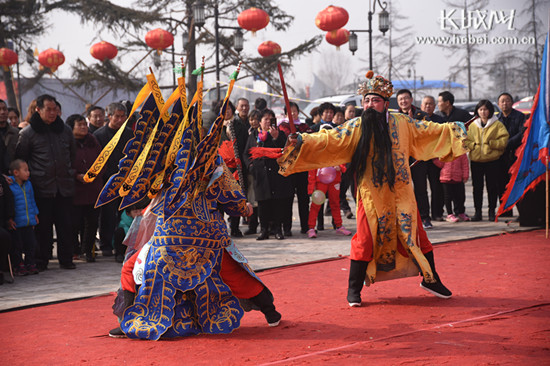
[278,117,362,176]
[405,116,468,163]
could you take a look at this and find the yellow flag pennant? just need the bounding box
[83,80,152,183]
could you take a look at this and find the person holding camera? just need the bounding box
[244,109,293,241]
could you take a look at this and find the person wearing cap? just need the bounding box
[278,71,469,307]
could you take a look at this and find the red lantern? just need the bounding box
[145,28,174,54]
[315,5,349,36]
[238,7,270,35]
[90,41,118,62]
[325,28,350,49]
[38,48,65,72]
[258,41,281,57]
[0,48,18,71]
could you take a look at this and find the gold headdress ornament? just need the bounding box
[357,70,393,100]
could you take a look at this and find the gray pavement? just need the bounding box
[0,194,535,312]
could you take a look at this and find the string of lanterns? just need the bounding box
[0,6,281,76]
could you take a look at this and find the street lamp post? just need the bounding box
[348,0,389,70]
[193,0,243,101]
[407,67,416,101]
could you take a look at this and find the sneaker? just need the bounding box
[458,213,470,222]
[422,218,433,229]
[420,280,452,299]
[307,229,317,238]
[445,214,459,223]
[14,264,28,276]
[335,226,352,236]
[25,264,39,275]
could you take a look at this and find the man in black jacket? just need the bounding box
[93,102,133,260]
[16,94,76,270]
[437,91,472,123]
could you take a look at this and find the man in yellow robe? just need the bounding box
[278,71,468,307]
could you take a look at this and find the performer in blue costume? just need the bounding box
[89,64,281,340]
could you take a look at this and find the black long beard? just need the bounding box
[348,108,396,189]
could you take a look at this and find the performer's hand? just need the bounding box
[287,133,299,146]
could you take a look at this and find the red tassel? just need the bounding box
[219,140,237,168]
[250,147,283,160]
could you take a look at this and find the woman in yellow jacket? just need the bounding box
[465,100,509,222]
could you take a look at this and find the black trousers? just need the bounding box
[411,160,444,220]
[442,182,466,215]
[71,204,99,256]
[471,160,500,214]
[35,195,74,267]
[258,197,291,233]
[284,172,309,233]
[0,227,12,272]
[99,198,122,252]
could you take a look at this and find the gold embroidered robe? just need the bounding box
[278,113,468,283]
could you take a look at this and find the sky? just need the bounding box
[18,0,550,102]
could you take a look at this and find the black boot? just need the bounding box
[250,287,281,327]
[471,211,482,221]
[109,290,136,338]
[347,260,368,307]
[256,228,269,241]
[420,251,452,299]
[488,209,496,222]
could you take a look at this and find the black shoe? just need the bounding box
[275,232,285,240]
[60,263,76,270]
[420,251,452,298]
[102,249,113,257]
[231,229,244,238]
[86,254,95,263]
[37,263,48,272]
[115,255,124,263]
[283,230,292,237]
[420,280,452,299]
[300,228,309,234]
[471,213,482,222]
[256,231,269,241]
[345,210,354,219]
[2,272,14,284]
[488,210,496,222]
[244,228,257,235]
[108,326,126,338]
[422,218,433,229]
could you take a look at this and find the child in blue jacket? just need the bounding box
[9,159,39,276]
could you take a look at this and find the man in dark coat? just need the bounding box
[16,94,76,270]
[93,102,133,259]
[496,92,526,217]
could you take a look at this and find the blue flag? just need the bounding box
[498,34,550,216]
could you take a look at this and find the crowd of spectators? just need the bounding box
[0,88,528,284]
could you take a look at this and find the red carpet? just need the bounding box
[2,230,549,365]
